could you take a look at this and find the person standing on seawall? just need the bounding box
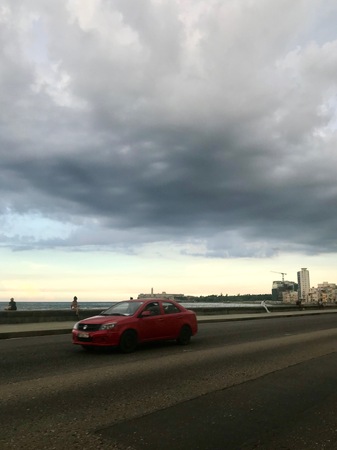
[71,296,79,316]
[5,298,17,310]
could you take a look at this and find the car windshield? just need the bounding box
[101,301,143,316]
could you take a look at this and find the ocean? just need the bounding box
[0,301,114,311]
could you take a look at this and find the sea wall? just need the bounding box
[0,309,102,325]
[192,303,329,315]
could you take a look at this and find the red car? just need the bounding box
[72,298,198,353]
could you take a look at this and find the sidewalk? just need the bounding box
[1,308,337,340]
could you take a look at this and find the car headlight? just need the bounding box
[73,322,79,330]
[100,322,117,330]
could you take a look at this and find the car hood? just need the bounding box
[79,314,133,325]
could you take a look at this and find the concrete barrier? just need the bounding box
[191,304,316,315]
[0,309,104,325]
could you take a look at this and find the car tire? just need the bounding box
[119,330,138,353]
[177,325,192,345]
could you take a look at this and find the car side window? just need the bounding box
[163,302,180,315]
[144,302,161,316]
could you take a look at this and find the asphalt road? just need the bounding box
[1,315,337,449]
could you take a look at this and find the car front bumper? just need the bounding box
[72,329,120,347]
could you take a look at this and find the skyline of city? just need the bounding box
[2,260,336,303]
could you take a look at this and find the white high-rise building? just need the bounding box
[297,268,310,302]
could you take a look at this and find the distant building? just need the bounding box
[138,288,184,300]
[282,290,299,304]
[272,280,298,302]
[297,268,310,302]
[308,282,337,304]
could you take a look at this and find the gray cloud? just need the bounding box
[1,0,337,257]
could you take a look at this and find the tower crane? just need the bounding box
[271,271,287,282]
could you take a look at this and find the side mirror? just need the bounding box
[140,310,152,317]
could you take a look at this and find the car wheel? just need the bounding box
[119,330,138,353]
[177,325,192,345]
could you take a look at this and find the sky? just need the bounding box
[1,0,337,302]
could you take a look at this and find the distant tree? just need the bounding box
[187,293,272,303]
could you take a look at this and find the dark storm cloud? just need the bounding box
[1,0,337,257]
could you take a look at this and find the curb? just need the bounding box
[0,328,73,340]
